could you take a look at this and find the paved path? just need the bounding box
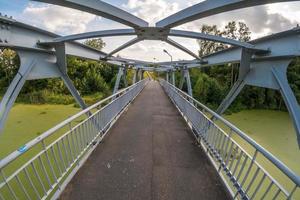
[60,81,230,200]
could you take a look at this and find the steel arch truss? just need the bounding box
[1,0,300,147]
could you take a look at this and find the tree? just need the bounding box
[198,21,251,57]
[0,49,19,91]
[197,25,226,57]
[84,38,106,51]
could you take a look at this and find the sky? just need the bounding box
[1,0,300,62]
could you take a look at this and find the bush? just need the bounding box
[193,73,225,109]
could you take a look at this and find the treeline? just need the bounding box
[0,38,131,106]
[181,21,300,112]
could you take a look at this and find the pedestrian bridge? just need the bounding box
[0,79,299,200]
[1,0,300,199]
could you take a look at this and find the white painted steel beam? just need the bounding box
[32,0,149,28]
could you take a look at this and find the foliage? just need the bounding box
[198,21,251,57]
[83,38,106,51]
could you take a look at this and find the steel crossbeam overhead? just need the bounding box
[169,30,269,53]
[156,0,300,28]
[165,38,200,59]
[49,29,136,43]
[105,37,143,58]
[32,0,149,28]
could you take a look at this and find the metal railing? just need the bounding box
[160,80,300,200]
[0,79,148,200]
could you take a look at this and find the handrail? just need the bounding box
[164,80,300,186]
[160,79,300,198]
[0,79,147,169]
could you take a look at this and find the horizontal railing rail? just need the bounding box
[160,79,299,200]
[0,79,148,200]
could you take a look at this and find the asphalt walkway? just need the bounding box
[60,81,230,200]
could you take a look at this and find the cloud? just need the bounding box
[122,0,180,26]
[180,4,296,39]
[22,3,99,35]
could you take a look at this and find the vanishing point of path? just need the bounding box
[60,81,230,200]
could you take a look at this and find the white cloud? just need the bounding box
[122,0,179,26]
[180,4,296,39]
[22,3,99,35]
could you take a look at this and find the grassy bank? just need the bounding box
[1,107,299,172]
[224,110,300,175]
[0,104,80,159]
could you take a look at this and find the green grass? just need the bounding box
[224,110,300,175]
[0,104,80,159]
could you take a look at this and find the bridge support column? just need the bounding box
[55,44,88,110]
[166,71,169,82]
[132,68,139,83]
[113,65,127,94]
[141,70,144,80]
[215,48,300,147]
[0,44,89,132]
[0,52,36,132]
[216,48,252,114]
[179,66,193,97]
[171,70,176,86]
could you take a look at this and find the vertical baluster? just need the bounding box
[79,124,86,150]
[272,189,281,200]
[61,137,70,167]
[240,150,258,187]
[50,146,62,176]
[56,143,67,172]
[234,150,258,199]
[88,119,93,143]
[229,146,238,171]
[41,140,58,183]
[222,130,232,160]
[31,162,47,196]
[232,151,244,176]
[243,167,260,197]
[235,156,249,182]
[74,127,82,154]
[83,122,89,148]
[216,130,224,155]
[15,174,31,200]
[1,170,18,200]
[88,118,94,140]
[38,156,52,189]
[68,123,75,161]
[287,185,297,199]
[24,168,41,200]
[260,181,273,199]
[218,133,228,172]
[211,126,218,150]
[0,192,4,200]
[225,141,234,167]
[219,132,228,161]
[70,127,79,160]
[250,174,266,199]
[66,133,74,163]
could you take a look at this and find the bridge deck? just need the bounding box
[60,81,230,200]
